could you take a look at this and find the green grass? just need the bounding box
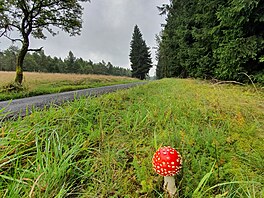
[0,78,263,197]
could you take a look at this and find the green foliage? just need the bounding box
[0,79,263,197]
[129,25,152,80]
[64,51,78,73]
[0,0,90,39]
[0,46,18,71]
[157,0,264,83]
[192,162,216,197]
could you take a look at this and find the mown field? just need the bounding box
[0,71,138,101]
[0,78,263,197]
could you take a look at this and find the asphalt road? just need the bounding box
[0,82,146,120]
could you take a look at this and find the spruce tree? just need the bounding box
[129,25,152,80]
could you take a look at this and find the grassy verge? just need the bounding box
[0,78,263,197]
[0,72,138,101]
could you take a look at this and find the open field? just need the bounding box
[0,78,263,197]
[0,71,138,101]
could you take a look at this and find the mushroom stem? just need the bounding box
[164,176,177,197]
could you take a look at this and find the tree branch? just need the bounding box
[0,29,7,37]
[213,80,245,86]
[7,23,21,30]
[28,47,43,52]
[3,34,23,43]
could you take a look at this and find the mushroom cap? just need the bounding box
[152,146,182,176]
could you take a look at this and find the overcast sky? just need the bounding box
[0,0,168,76]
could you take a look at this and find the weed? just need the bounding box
[0,82,26,93]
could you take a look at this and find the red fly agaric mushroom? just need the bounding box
[152,146,182,197]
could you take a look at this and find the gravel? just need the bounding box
[0,82,146,120]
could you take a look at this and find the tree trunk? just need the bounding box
[15,63,23,85]
[15,43,28,85]
[140,73,145,80]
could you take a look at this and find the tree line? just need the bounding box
[156,0,264,83]
[0,46,131,77]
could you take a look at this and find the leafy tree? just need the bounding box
[129,25,152,80]
[0,0,90,85]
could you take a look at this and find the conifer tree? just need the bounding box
[156,0,264,83]
[129,25,152,80]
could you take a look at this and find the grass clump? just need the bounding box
[0,78,263,197]
[0,82,26,93]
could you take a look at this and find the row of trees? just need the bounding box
[156,0,264,83]
[0,46,131,76]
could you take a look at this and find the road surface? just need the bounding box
[0,82,146,120]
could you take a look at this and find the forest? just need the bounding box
[156,0,264,84]
[0,46,131,77]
